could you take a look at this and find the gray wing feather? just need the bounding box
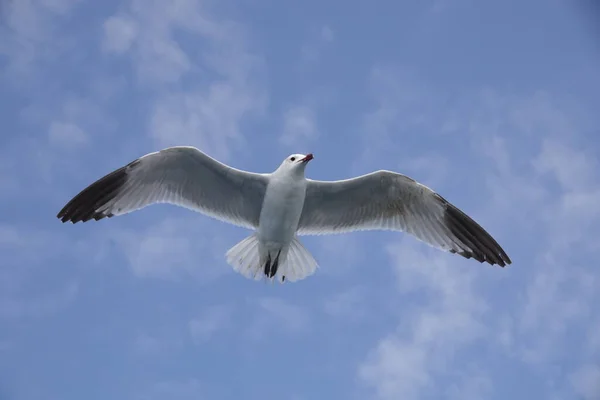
[297,170,511,266]
[57,146,269,229]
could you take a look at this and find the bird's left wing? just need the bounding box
[57,146,269,229]
[297,170,511,266]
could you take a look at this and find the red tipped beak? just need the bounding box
[301,153,314,163]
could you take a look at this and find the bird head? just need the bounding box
[275,153,314,177]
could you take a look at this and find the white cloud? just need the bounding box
[103,0,264,85]
[279,105,318,148]
[533,139,593,189]
[315,234,365,277]
[133,329,185,357]
[356,65,600,399]
[259,297,310,332]
[102,16,139,54]
[570,364,600,400]
[299,25,335,67]
[39,0,80,14]
[0,222,112,271]
[249,297,310,337]
[116,217,230,282]
[133,333,166,355]
[359,242,488,400]
[136,36,191,84]
[323,286,367,322]
[1,41,120,198]
[48,121,88,148]
[0,281,79,319]
[150,83,264,161]
[356,65,446,173]
[0,0,81,77]
[398,153,451,188]
[586,319,600,355]
[360,336,431,400]
[446,369,493,400]
[0,224,108,320]
[485,131,600,369]
[321,25,334,43]
[101,0,268,161]
[0,225,22,249]
[102,0,194,84]
[517,259,595,365]
[189,304,232,344]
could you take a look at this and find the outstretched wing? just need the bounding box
[297,170,511,266]
[57,146,269,229]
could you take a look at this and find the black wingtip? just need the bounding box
[440,196,512,267]
[56,161,136,224]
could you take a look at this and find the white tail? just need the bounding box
[225,234,263,281]
[285,237,318,282]
[225,234,318,283]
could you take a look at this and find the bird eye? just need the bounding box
[290,157,296,161]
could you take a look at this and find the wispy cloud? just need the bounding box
[189,304,232,344]
[102,15,138,54]
[48,121,89,149]
[570,364,600,400]
[359,243,489,400]
[149,84,264,161]
[299,25,335,67]
[0,281,78,319]
[0,223,104,320]
[102,0,267,161]
[0,0,81,77]
[356,65,600,399]
[133,332,183,356]
[314,234,366,277]
[446,368,493,400]
[115,217,230,282]
[323,286,367,322]
[471,97,600,372]
[258,297,310,333]
[279,105,319,148]
[247,297,311,339]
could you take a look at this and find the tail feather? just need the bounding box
[225,235,318,284]
[285,237,318,283]
[225,234,262,281]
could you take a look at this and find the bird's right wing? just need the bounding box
[57,146,269,229]
[297,170,511,266]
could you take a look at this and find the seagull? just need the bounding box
[57,146,511,283]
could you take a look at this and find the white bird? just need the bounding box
[57,146,511,283]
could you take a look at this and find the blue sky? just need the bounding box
[1,0,600,399]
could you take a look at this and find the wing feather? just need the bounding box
[297,170,511,267]
[57,146,269,229]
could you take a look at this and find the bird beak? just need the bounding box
[301,153,314,163]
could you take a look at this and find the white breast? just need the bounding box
[257,176,307,244]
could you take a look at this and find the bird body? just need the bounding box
[57,146,511,283]
[255,158,310,279]
[258,157,309,245]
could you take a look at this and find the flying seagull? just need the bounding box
[57,146,511,283]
